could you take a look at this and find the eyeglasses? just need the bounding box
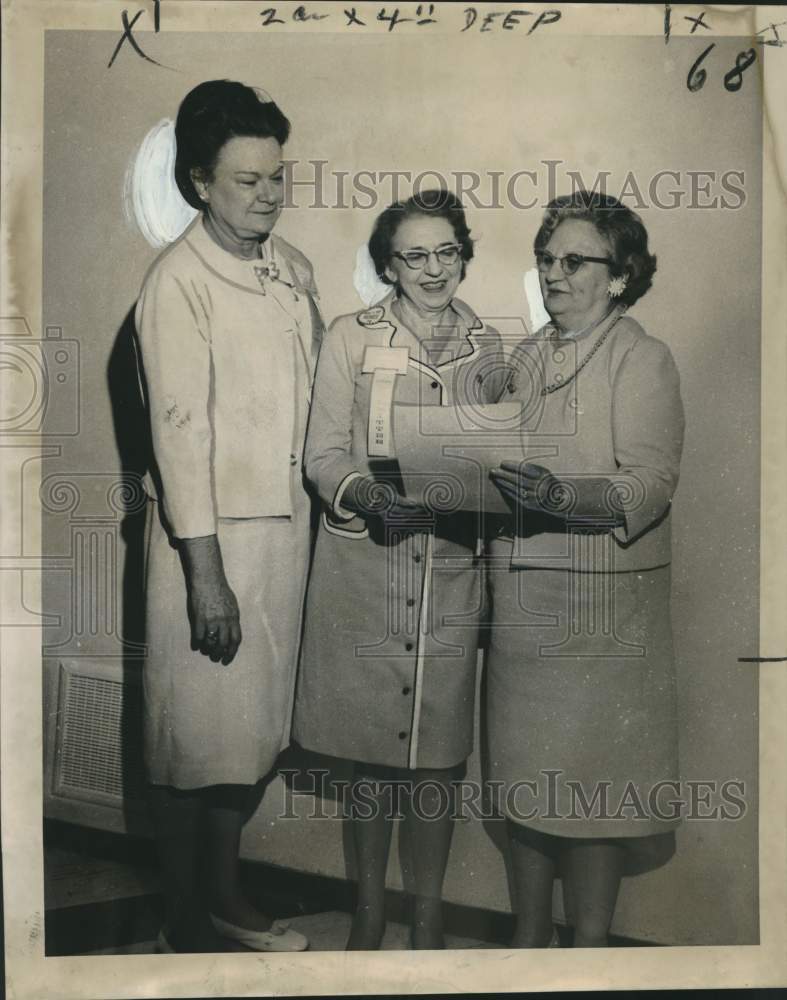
[391,244,463,270]
[535,250,613,276]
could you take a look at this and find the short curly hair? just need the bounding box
[174,80,291,210]
[368,189,475,285]
[534,190,657,307]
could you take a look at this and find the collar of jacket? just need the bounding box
[182,214,317,298]
[357,290,486,369]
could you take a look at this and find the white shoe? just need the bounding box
[209,913,309,952]
[548,927,560,948]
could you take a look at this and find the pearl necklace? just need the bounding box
[540,307,625,396]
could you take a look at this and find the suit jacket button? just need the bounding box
[406,598,416,607]
[431,381,439,389]
[289,453,297,466]
[402,687,411,696]
[398,731,407,740]
[405,642,414,651]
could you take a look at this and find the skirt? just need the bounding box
[486,562,680,842]
[142,497,311,789]
[293,516,482,771]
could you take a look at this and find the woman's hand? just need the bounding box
[341,474,429,523]
[180,535,242,665]
[490,462,564,516]
[490,462,625,526]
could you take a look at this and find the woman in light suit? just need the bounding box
[488,191,684,947]
[135,80,321,953]
[293,190,507,950]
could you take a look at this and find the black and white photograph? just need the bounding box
[1,1,786,996]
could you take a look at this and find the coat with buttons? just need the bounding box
[292,292,505,770]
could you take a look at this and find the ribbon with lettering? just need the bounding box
[362,345,410,457]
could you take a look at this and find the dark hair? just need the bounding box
[174,80,291,210]
[368,189,475,285]
[534,190,657,306]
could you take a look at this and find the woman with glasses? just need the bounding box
[487,191,685,947]
[293,189,505,950]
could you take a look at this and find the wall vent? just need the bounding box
[53,661,147,806]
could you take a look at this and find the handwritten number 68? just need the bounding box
[687,44,757,92]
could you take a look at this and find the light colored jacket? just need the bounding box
[135,215,322,538]
[497,312,684,571]
[294,292,505,769]
[305,291,507,530]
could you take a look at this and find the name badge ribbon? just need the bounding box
[362,346,410,457]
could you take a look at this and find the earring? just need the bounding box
[607,274,628,299]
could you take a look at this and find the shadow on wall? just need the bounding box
[106,304,153,834]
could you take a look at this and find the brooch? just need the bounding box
[253,260,301,301]
[253,261,280,281]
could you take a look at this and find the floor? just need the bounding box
[44,821,649,954]
[43,826,504,955]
